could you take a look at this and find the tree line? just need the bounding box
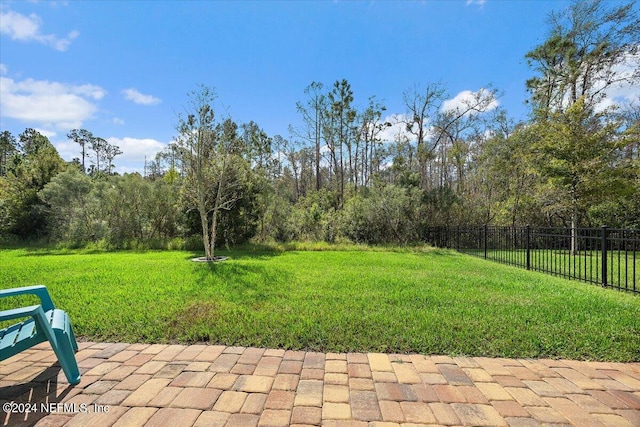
[1,0,638,254]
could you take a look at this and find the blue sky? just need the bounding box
[0,0,631,173]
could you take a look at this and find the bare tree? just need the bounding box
[67,129,93,173]
[402,83,446,189]
[175,86,247,260]
[358,96,389,188]
[105,143,123,175]
[432,87,499,191]
[293,82,327,192]
[89,137,108,177]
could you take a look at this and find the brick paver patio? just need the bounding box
[0,342,638,426]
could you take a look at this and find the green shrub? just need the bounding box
[339,185,422,244]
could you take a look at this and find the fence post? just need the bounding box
[483,224,488,259]
[601,225,608,288]
[526,225,531,270]
[456,226,460,251]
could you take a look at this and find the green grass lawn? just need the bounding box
[462,248,639,292]
[0,247,638,361]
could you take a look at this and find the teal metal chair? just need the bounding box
[0,285,81,385]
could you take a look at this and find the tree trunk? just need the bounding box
[315,98,322,192]
[200,205,211,260]
[315,127,321,191]
[208,168,225,260]
[209,207,218,260]
[570,204,578,255]
[81,143,86,173]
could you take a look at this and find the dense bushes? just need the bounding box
[38,171,185,248]
[29,170,438,248]
[340,186,423,244]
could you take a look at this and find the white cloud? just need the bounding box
[55,136,167,174]
[0,8,79,51]
[122,88,161,106]
[372,113,442,147]
[106,137,166,173]
[54,139,79,161]
[377,90,499,148]
[0,64,7,75]
[112,117,125,126]
[0,75,106,129]
[34,128,57,139]
[377,114,413,144]
[595,52,640,112]
[441,88,499,116]
[466,0,486,5]
[114,166,148,175]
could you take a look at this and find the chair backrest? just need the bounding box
[0,285,55,312]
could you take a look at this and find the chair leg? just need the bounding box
[68,321,79,352]
[52,328,81,385]
[36,309,81,386]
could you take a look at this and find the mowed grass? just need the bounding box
[463,248,639,292]
[0,247,638,361]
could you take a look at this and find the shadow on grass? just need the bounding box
[17,248,109,257]
[15,246,282,259]
[162,253,296,343]
[184,248,282,262]
[185,251,294,302]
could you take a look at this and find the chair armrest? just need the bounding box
[0,305,43,322]
[0,285,55,312]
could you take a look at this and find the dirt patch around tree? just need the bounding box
[191,256,229,262]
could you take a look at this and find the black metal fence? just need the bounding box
[424,226,639,294]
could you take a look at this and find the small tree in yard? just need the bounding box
[176,86,246,260]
